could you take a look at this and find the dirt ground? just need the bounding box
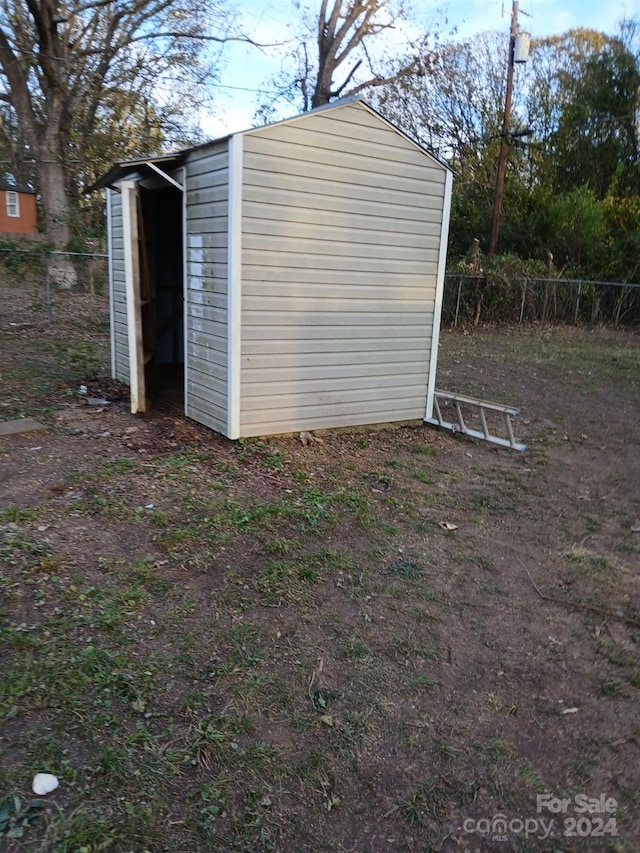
[1,295,639,852]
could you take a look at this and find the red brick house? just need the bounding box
[0,181,38,235]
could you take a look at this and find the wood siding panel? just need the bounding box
[239,101,447,435]
[243,231,440,259]
[243,159,444,204]
[108,189,129,384]
[242,215,442,246]
[242,332,431,356]
[241,267,436,289]
[242,201,435,234]
[244,127,439,180]
[185,140,229,434]
[243,183,442,219]
[240,406,423,437]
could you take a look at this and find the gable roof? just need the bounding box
[0,180,36,194]
[89,96,450,192]
[241,97,451,173]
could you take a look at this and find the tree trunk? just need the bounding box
[312,49,333,108]
[35,136,77,289]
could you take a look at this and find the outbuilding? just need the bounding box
[0,180,38,236]
[96,97,452,439]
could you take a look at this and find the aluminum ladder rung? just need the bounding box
[425,389,526,452]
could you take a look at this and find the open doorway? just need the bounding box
[137,184,184,407]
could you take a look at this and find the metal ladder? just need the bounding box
[425,389,526,452]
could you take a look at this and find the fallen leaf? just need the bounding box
[319,714,334,727]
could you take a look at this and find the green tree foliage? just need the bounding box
[378,21,640,282]
[374,31,531,259]
[542,186,607,270]
[549,34,640,199]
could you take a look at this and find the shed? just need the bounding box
[97,98,452,439]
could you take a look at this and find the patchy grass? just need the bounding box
[1,317,639,850]
[563,545,619,577]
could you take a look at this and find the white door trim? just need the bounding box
[121,180,146,413]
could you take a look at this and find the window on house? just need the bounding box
[6,191,20,218]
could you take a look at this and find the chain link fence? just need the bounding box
[0,246,109,329]
[443,274,640,327]
[3,247,640,331]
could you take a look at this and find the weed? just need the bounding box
[343,637,371,660]
[298,565,319,583]
[479,578,508,595]
[259,537,294,556]
[598,679,627,699]
[568,751,600,785]
[389,631,443,663]
[0,794,48,841]
[584,515,604,533]
[385,558,424,579]
[0,506,38,524]
[393,778,451,825]
[564,546,617,576]
[478,555,496,572]
[404,673,440,693]
[595,641,638,671]
[433,738,461,763]
[59,340,103,379]
[412,470,434,484]
[412,445,435,458]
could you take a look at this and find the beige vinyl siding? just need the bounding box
[185,142,229,433]
[108,189,129,384]
[238,101,446,436]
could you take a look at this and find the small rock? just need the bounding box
[299,431,323,446]
[32,773,59,795]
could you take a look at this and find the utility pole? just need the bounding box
[488,0,519,256]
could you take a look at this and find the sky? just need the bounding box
[202,0,638,137]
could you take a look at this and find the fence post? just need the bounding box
[574,280,582,324]
[44,258,52,322]
[519,280,526,323]
[454,276,462,327]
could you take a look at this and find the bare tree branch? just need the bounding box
[309,0,411,108]
[0,0,246,254]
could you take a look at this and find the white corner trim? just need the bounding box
[425,169,453,420]
[227,134,243,440]
[181,165,189,417]
[106,189,116,379]
[121,180,144,413]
